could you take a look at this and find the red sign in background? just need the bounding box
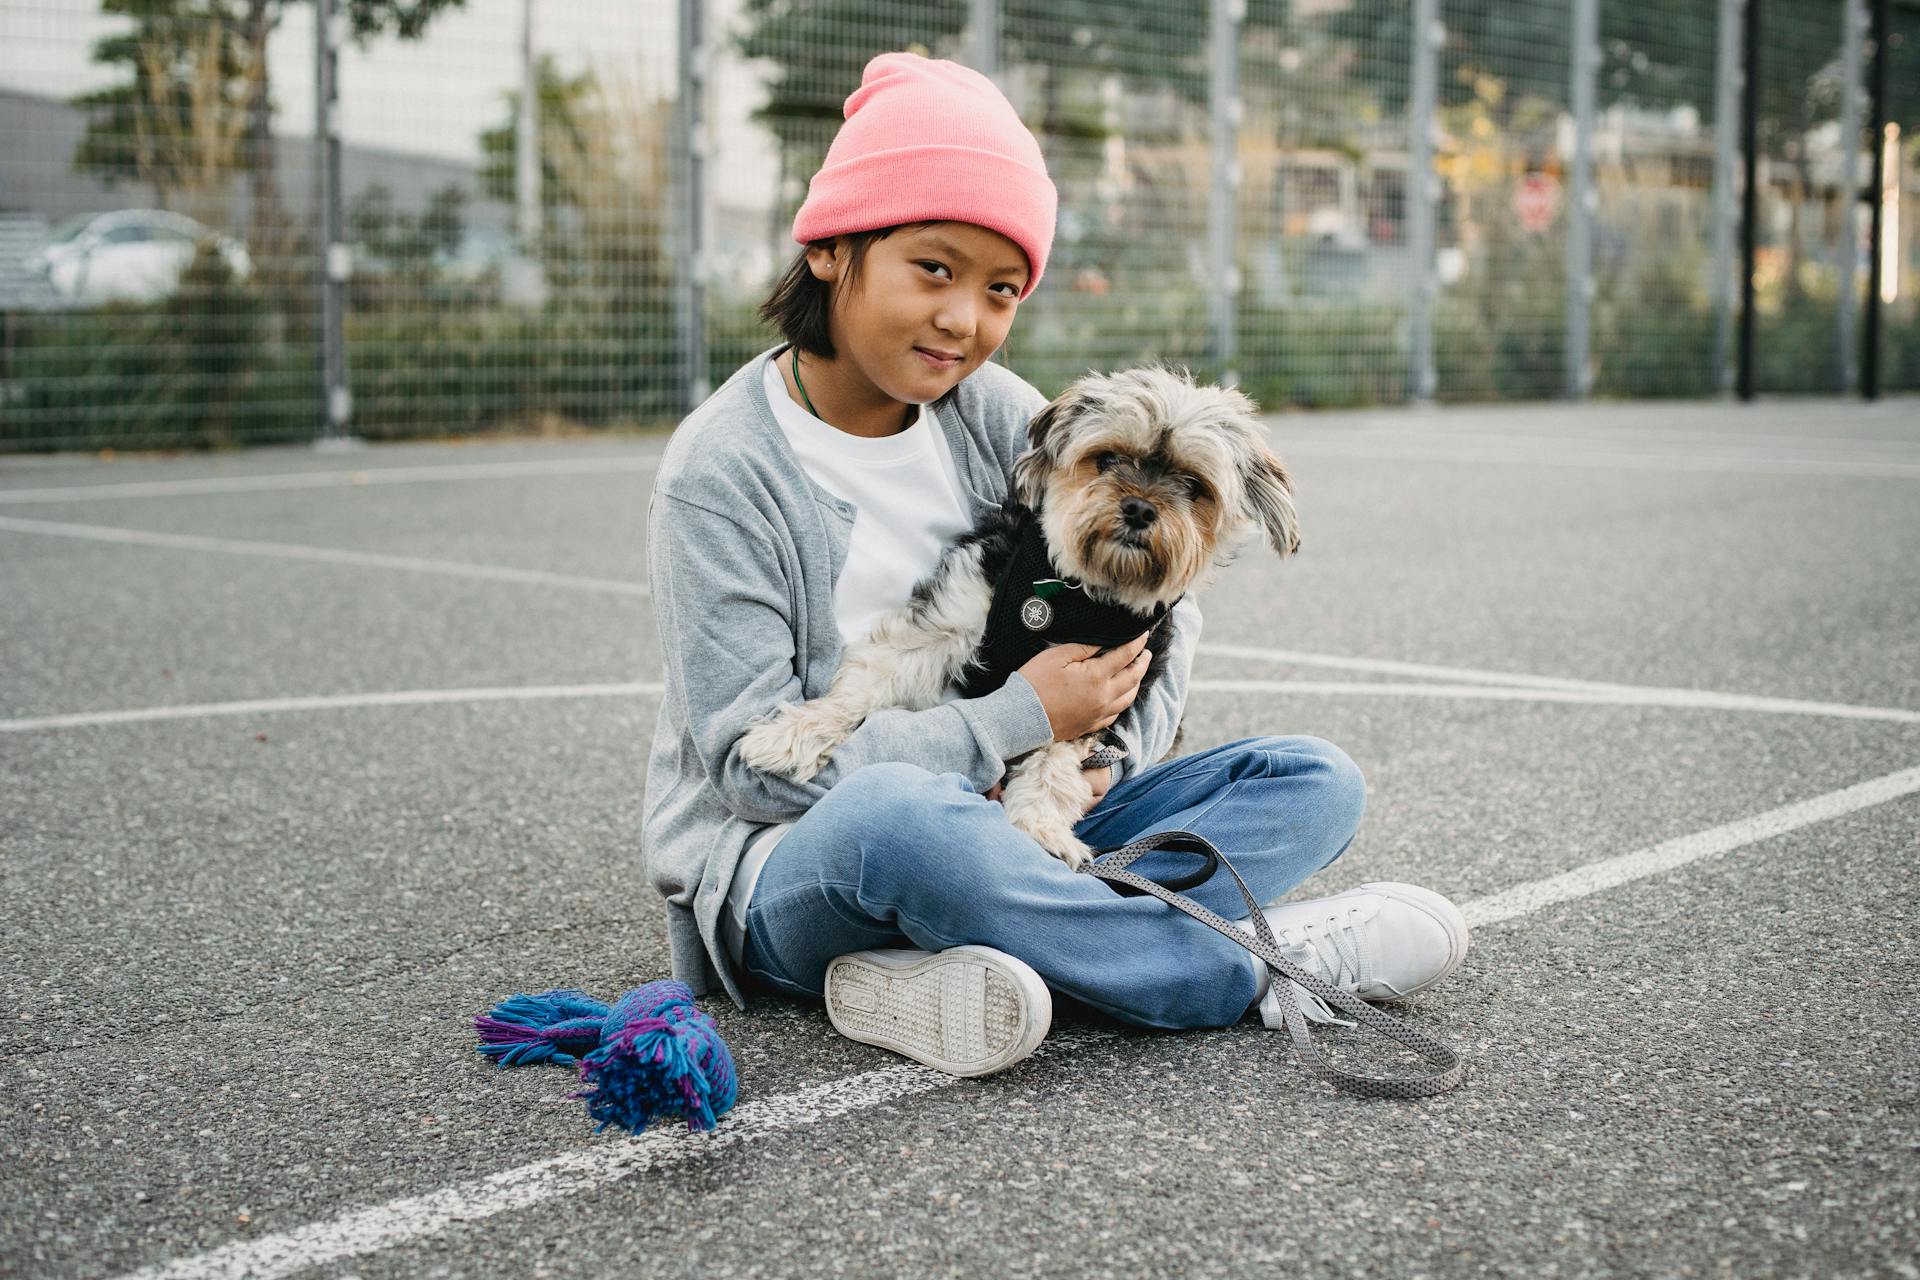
[1516,173,1562,233]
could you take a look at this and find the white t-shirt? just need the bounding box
[722,355,975,971]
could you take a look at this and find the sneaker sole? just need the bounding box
[823,945,1052,1078]
[1357,881,1471,1000]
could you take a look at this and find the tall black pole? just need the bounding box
[1737,0,1760,401]
[1862,0,1888,401]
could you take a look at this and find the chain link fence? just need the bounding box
[0,0,1914,453]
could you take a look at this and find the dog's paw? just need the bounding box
[1050,836,1096,872]
[1011,815,1096,871]
[1044,832,1096,872]
[738,712,835,783]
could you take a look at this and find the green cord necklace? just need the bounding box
[791,348,822,419]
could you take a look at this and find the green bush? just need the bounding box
[1753,284,1844,395]
[1880,307,1920,392]
[1433,297,1500,402]
[347,302,682,441]
[0,250,316,451]
[704,295,786,395]
[1235,298,1409,409]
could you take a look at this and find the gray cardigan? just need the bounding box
[643,342,1204,1009]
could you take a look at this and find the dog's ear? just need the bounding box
[1010,389,1082,511]
[1241,444,1301,557]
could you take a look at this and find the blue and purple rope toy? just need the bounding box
[472,980,738,1135]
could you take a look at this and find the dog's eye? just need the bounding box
[1094,451,1120,472]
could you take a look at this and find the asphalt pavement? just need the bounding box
[3,396,1916,1279]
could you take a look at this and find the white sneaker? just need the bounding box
[1231,882,1470,1029]
[822,945,1052,1077]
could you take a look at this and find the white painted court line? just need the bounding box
[9,676,1916,735]
[106,762,1920,1280]
[1200,641,1648,692]
[1462,763,1920,927]
[1290,423,1920,460]
[0,515,650,597]
[7,508,1901,724]
[1447,426,1920,453]
[6,507,1895,729]
[1280,438,1920,480]
[109,1054,995,1280]
[0,453,661,505]
[1199,642,1920,722]
[0,683,663,733]
[1192,677,1920,725]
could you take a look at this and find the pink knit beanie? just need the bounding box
[791,52,1057,300]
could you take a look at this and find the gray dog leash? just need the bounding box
[1077,830,1468,1099]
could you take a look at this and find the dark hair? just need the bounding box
[757,221,941,359]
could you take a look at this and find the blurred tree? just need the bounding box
[474,62,669,291]
[1323,0,1840,128]
[468,66,674,420]
[349,182,464,275]
[72,2,254,218]
[1324,0,1570,119]
[734,0,961,175]
[74,0,469,285]
[477,54,594,219]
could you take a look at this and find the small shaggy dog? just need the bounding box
[740,364,1302,867]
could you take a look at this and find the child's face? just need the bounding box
[813,222,1030,404]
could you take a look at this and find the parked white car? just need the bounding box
[28,210,252,305]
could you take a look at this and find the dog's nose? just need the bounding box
[1120,497,1157,529]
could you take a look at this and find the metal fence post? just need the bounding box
[970,0,999,78]
[675,0,709,412]
[1836,0,1864,394]
[1565,0,1597,399]
[970,0,1004,366]
[1408,0,1440,403]
[1208,0,1244,388]
[1710,0,1742,396]
[314,0,353,447]
[517,0,542,246]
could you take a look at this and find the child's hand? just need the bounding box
[1018,632,1152,742]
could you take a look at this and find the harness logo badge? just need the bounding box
[1019,595,1054,631]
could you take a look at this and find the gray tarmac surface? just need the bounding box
[3,397,1917,1279]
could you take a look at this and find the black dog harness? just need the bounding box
[955,519,1175,699]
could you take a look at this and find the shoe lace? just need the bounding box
[1279,906,1368,987]
[1258,905,1368,1030]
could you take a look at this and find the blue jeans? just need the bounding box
[740,735,1367,1030]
